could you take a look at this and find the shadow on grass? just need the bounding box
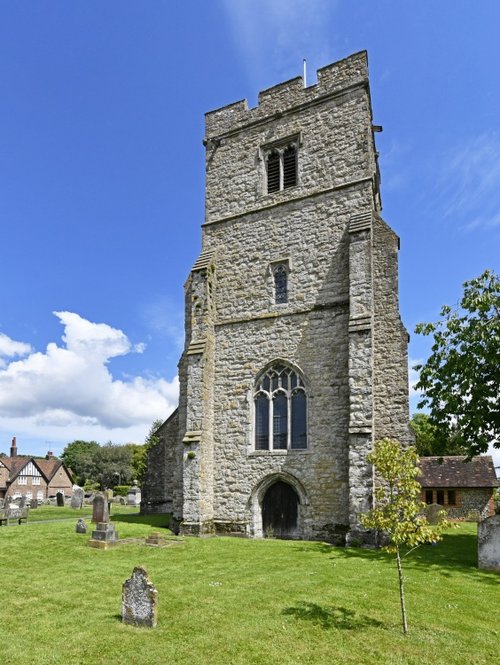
[282,602,384,630]
[297,531,498,585]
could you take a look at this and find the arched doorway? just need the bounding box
[262,481,299,538]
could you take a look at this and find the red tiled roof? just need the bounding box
[418,455,498,488]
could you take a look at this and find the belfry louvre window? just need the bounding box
[254,363,307,450]
[265,142,297,193]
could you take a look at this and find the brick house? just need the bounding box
[419,456,498,520]
[0,437,73,503]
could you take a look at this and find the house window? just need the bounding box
[436,490,445,505]
[273,264,288,304]
[425,490,433,505]
[37,490,44,501]
[254,363,307,450]
[18,476,27,486]
[447,490,456,506]
[32,476,41,485]
[265,141,298,193]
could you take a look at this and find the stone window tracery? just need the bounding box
[254,363,307,450]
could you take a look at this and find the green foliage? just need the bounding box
[60,440,100,485]
[93,442,134,489]
[415,269,500,457]
[124,442,147,483]
[409,413,468,457]
[360,439,450,634]
[113,484,131,497]
[135,418,164,482]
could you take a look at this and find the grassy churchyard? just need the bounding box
[0,514,497,665]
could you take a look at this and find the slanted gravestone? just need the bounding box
[71,486,84,509]
[76,518,88,534]
[122,566,158,628]
[56,492,64,507]
[478,514,500,571]
[91,492,109,523]
[425,503,445,525]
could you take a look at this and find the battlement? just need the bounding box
[205,51,369,139]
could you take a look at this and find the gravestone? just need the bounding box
[92,492,109,523]
[122,566,158,628]
[30,499,38,509]
[126,484,141,506]
[56,492,64,507]
[425,503,446,526]
[88,522,118,549]
[19,496,27,510]
[76,518,87,534]
[145,532,163,546]
[71,486,84,509]
[478,514,500,571]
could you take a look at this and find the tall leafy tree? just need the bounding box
[409,413,468,457]
[93,442,134,489]
[360,439,449,634]
[414,270,500,457]
[60,440,100,485]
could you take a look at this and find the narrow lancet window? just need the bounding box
[274,264,288,304]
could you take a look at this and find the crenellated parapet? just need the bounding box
[205,51,369,140]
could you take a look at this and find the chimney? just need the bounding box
[46,451,53,460]
[10,436,17,457]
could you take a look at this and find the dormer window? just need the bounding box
[264,140,298,193]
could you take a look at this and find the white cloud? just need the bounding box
[221,0,340,91]
[436,131,500,232]
[0,332,32,359]
[0,312,178,437]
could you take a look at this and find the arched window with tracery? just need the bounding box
[254,363,307,450]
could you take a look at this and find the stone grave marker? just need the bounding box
[88,522,118,549]
[71,486,84,509]
[122,566,158,628]
[92,492,109,523]
[478,514,500,571]
[76,518,87,534]
[56,492,65,507]
[30,499,38,509]
[18,496,27,510]
[127,483,141,506]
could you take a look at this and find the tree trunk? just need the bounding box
[396,546,408,634]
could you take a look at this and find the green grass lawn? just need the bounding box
[25,503,140,522]
[0,519,497,665]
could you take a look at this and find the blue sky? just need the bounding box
[0,1,498,465]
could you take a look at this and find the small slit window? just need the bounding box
[273,264,288,304]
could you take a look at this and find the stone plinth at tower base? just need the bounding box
[478,514,500,571]
[122,566,158,628]
[88,522,119,550]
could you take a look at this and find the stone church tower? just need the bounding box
[142,51,411,543]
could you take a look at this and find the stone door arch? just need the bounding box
[248,472,308,539]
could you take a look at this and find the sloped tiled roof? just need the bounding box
[36,458,64,482]
[418,456,498,488]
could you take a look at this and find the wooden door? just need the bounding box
[262,481,298,538]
